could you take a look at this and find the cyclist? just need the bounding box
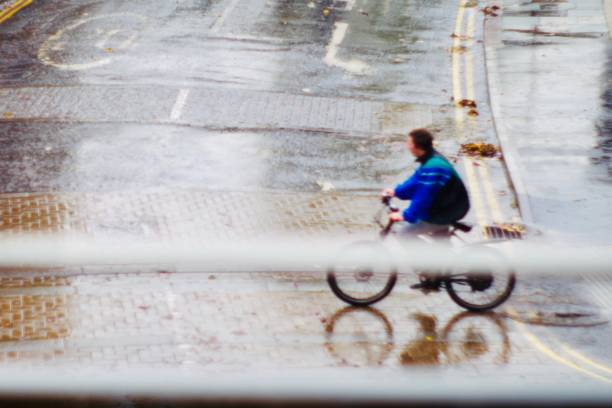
[381,128,470,291]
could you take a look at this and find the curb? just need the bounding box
[481,1,535,225]
[0,0,32,24]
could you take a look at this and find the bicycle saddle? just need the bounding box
[452,221,473,233]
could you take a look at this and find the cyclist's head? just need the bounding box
[407,128,434,158]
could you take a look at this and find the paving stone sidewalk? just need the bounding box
[0,190,379,239]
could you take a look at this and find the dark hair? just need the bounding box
[409,128,434,153]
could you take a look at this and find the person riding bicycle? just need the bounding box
[381,128,470,291]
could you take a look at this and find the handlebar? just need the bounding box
[379,195,400,237]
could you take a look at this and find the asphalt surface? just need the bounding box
[0,0,503,195]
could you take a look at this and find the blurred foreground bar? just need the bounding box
[0,368,611,407]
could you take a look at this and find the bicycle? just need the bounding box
[326,196,516,311]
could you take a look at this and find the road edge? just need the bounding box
[0,0,32,24]
[481,1,535,225]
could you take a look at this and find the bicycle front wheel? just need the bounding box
[327,240,397,307]
[445,247,516,312]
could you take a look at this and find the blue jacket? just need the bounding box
[394,151,470,225]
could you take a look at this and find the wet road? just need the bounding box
[0,0,612,396]
[0,0,508,198]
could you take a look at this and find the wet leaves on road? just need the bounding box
[481,6,500,17]
[457,99,477,108]
[450,46,467,54]
[460,142,499,158]
[451,33,472,41]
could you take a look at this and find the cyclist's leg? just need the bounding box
[398,221,450,289]
[398,221,450,240]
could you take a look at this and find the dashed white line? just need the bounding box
[170,89,190,121]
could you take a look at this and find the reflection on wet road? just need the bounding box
[324,307,510,367]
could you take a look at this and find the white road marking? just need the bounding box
[38,13,146,71]
[324,22,369,75]
[170,89,190,121]
[210,0,241,34]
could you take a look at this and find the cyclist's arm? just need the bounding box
[394,172,418,200]
[402,167,451,223]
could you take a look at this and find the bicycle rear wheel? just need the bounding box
[445,247,515,312]
[327,240,397,307]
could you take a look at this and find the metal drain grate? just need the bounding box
[484,225,523,240]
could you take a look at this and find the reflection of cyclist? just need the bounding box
[399,313,441,365]
[382,129,470,291]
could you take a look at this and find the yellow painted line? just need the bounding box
[477,162,504,223]
[465,9,476,102]
[510,310,612,384]
[561,345,612,376]
[0,0,32,24]
[462,157,489,238]
[454,3,503,228]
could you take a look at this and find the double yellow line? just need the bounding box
[454,1,612,381]
[510,308,612,384]
[0,0,32,24]
[452,0,504,238]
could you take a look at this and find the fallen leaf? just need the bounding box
[322,8,330,17]
[460,142,499,158]
[482,6,500,16]
[467,108,479,116]
[2,112,14,119]
[458,99,477,108]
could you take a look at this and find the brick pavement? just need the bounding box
[0,86,433,137]
[0,268,587,376]
[0,191,379,239]
[0,190,606,383]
